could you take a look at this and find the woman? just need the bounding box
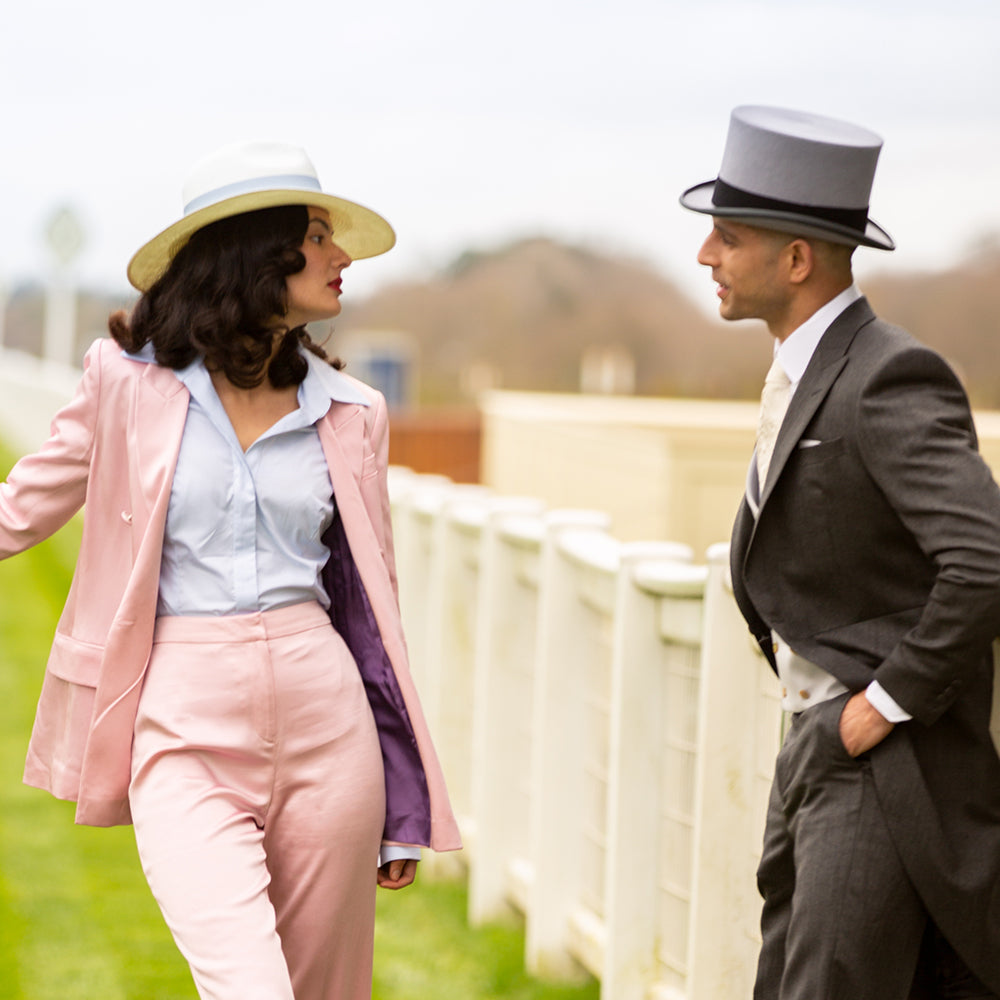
[0,141,460,999]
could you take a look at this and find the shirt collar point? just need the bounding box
[302,349,372,407]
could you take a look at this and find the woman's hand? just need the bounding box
[377,858,418,890]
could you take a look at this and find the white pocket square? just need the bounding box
[798,439,822,448]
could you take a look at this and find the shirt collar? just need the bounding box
[301,346,371,407]
[122,341,372,412]
[775,283,861,385]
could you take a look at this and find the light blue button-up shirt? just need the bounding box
[123,345,370,618]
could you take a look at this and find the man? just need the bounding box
[681,105,1000,999]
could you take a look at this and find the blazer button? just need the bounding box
[799,689,810,700]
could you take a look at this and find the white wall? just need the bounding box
[480,389,1000,557]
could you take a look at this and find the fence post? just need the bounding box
[428,486,494,876]
[685,543,783,1000]
[467,498,548,925]
[525,511,613,979]
[602,545,701,1000]
[390,473,453,712]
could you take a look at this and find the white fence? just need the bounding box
[0,347,83,455]
[389,467,786,1000]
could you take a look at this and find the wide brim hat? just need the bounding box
[680,106,894,251]
[127,141,396,291]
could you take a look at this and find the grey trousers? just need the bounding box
[754,693,995,1000]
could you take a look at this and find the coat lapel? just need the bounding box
[316,405,385,564]
[758,297,875,509]
[731,297,878,671]
[129,360,190,524]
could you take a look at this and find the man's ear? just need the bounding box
[785,238,814,285]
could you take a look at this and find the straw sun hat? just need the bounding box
[127,141,396,291]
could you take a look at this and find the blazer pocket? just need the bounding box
[46,632,104,687]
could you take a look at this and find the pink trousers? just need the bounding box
[129,602,386,1000]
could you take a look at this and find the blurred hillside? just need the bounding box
[339,238,772,404]
[340,235,1000,407]
[862,236,1000,408]
[5,234,1000,407]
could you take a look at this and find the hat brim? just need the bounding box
[127,189,396,292]
[679,180,894,251]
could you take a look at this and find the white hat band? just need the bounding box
[184,173,322,215]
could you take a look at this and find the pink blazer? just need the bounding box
[0,339,461,852]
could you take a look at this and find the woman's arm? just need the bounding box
[0,341,102,558]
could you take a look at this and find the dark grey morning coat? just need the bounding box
[731,297,1000,991]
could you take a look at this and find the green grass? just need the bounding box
[0,445,599,999]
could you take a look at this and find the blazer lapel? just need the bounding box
[758,297,875,508]
[130,360,189,523]
[316,404,381,556]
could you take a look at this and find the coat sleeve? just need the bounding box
[0,341,103,558]
[857,345,1000,724]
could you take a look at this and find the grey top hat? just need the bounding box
[680,105,894,250]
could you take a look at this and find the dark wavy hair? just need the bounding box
[110,204,342,388]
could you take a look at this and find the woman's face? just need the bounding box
[283,207,352,328]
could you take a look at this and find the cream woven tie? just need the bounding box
[756,357,792,490]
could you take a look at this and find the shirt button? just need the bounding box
[772,642,779,654]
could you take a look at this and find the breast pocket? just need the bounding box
[792,436,845,465]
[779,436,853,580]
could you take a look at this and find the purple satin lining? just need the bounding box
[321,513,431,845]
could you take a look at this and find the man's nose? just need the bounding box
[697,233,718,267]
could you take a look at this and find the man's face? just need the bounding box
[697,219,793,327]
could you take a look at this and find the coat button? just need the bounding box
[799,689,810,700]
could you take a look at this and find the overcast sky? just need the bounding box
[2,0,998,312]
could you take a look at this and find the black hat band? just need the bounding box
[712,178,869,233]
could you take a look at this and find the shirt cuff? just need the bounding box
[866,680,913,723]
[378,845,422,867]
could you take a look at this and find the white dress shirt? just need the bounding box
[156,353,343,617]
